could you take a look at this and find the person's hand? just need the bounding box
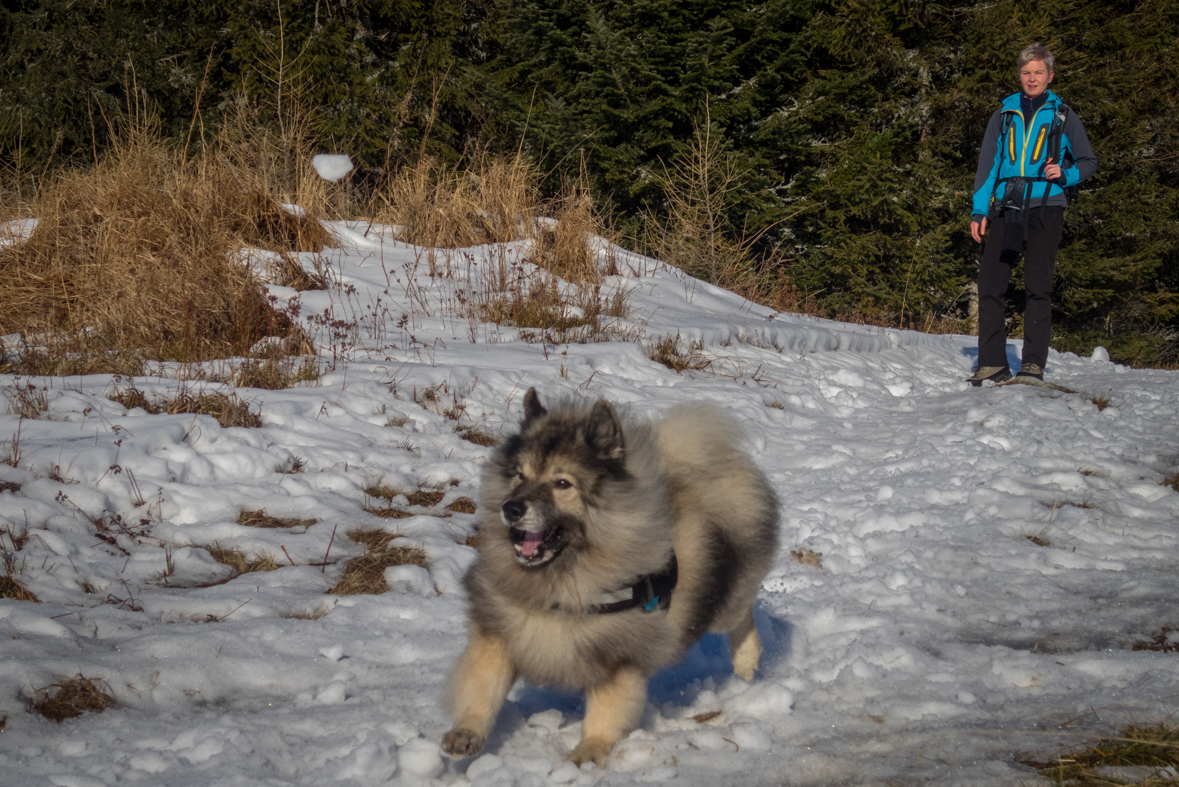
[1044,157,1064,183]
[970,217,987,244]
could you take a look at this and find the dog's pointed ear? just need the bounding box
[523,387,546,422]
[586,399,624,460]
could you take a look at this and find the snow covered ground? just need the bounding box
[2,222,1178,786]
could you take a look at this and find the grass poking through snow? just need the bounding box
[237,510,318,529]
[457,427,499,447]
[1133,627,1179,653]
[203,543,279,576]
[30,675,117,722]
[446,497,477,514]
[327,529,428,595]
[1,575,38,602]
[648,334,711,373]
[791,549,823,569]
[363,484,458,518]
[1026,721,1179,785]
[109,384,262,429]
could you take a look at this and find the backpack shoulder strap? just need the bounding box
[1048,103,1070,164]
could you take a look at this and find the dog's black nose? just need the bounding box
[502,500,526,522]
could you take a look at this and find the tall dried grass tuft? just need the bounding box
[379,150,611,285]
[529,185,602,285]
[0,122,330,369]
[378,152,537,255]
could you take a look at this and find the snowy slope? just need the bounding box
[2,223,1178,786]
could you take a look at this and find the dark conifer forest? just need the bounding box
[3,0,1177,365]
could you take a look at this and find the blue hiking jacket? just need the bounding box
[971,90,1097,220]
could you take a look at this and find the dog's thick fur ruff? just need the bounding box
[442,389,779,766]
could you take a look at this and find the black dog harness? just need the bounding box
[554,555,678,615]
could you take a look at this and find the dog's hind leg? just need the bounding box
[442,630,516,758]
[728,607,762,681]
[568,666,647,767]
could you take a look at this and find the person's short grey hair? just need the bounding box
[1018,43,1055,73]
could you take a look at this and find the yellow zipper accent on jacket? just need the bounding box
[1032,127,1047,162]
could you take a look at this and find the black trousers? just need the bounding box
[977,206,1064,369]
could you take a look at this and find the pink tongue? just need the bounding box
[520,531,544,557]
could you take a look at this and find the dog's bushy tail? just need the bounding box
[656,402,749,469]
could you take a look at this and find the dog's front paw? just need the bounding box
[568,737,613,767]
[441,727,485,758]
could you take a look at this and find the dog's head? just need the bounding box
[491,388,628,568]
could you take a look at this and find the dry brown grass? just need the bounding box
[203,543,279,575]
[286,608,330,620]
[108,384,262,429]
[285,255,329,290]
[1025,721,1179,785]
[30,675,116,722]
[363,484,455,518]
[446,497,477,514]
[1089,394,1115,412]
[363,484,401,502]
[478,277,588,330]
[1,382,48,420]
[791,548,824,569]
[0,122,329,371]
[377,153,535,259]
[647,333,711,373]
[377,152,610,286]
[457,428,499,447]
[367,506,415,520]
[405,489,445,507]
[234,355,320,390]
[365,484,447,508]
[466,264,629,346]
[528,185,604,284]
[0,575,38,602]
[1133,626,1179,652]
[237,510,317,529]
[328,528,428,595]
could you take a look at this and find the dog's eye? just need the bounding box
[512,470,525,482]
[553,479,573,490]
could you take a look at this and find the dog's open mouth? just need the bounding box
[508,526,566,567]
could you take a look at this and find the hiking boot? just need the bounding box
[966,366,1012,387]
[1016,363,1044,380]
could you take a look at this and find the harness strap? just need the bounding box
[553,555,678,615]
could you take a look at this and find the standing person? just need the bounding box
[966,43,1097,386]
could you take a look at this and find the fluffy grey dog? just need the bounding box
[442,388,779,766]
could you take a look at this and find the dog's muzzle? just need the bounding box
[502,500,566,567]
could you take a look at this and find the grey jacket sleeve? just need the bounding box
[970,110,1004,221]
[1059,109,1097,187]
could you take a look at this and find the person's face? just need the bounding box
[1020,60,1053,98]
